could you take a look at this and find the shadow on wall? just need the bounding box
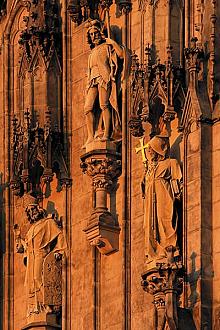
[177,252,200,330]
[178,308,196,330]
[214,306,220,330]
[109,182,120,227]
[187,252,201,311]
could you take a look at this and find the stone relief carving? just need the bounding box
[83,19,128,148]
[129,45,185,138]
[81,150,121,254]
[14,193,67,317]
[136,135,182,266]
[10,0,71,198]
[141,247,184,330]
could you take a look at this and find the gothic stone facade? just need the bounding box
[0,0,220,329]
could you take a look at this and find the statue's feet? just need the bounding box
[101,135,109,142]
[82,137,93,149]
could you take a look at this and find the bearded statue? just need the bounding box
[14,194,67,317]
[83,19,129,147]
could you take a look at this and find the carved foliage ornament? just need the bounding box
[81,157,121,190]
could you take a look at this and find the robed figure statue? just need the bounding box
[14,194,67,317]
[141,135,182,265]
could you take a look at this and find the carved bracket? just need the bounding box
[141,246,184,330]
[81,142,121,255]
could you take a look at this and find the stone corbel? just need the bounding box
[81,142,121,255]
[141,247,184,330]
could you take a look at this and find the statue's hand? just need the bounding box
[16,243,24,253]
[105,38,115,45]
[54,252,62,261]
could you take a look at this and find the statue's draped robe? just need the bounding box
[143,158,182,262]
[24,216,67,314]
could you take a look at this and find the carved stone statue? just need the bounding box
[141,135,182,265]
[83,19,127,147]
[14,194,67,317]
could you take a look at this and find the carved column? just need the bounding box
[81,142,121,255]
[141,247,184,330]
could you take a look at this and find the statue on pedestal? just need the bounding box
[137,135,182,265]
[14,194,67,317]
[83,19,127,147]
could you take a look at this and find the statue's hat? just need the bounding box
[148,135,169,157]
[86,19,102,32]
[23,192,38,209]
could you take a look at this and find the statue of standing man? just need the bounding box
[14,194,67,317]
[140,135,182,266]
[83,19,127,147]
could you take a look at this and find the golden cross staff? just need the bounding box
[135,137,149,167]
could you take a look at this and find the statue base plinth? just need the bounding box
[81,140,121,255]
[141,247,184,330]
[84,139,117,153]
[22,313,61,330]
[84,211,120,255]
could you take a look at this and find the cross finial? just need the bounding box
[135,137,149,167]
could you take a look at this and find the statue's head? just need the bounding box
[147,136,169,161]
[23,193,46,223]
[86,19,105,49]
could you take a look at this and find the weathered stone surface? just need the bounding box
[0,0,220,329]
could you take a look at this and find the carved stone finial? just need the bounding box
[118,0,132,15]
[184,37,204,72]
